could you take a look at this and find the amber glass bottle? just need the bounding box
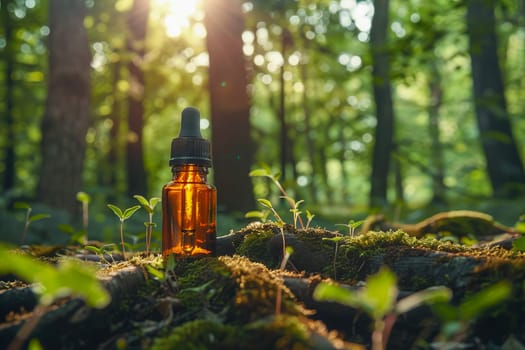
[162,107,216,258]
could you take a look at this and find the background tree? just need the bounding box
[204,0,255,213]
[1,0,15,195]
[369,0,395,209]
[36,0,91,213]
[466,0,525,197]
[125,0,150,197]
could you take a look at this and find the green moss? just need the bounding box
[236,229,276,267]
[151,319,239,350]
[151,315,333,350]
[173,255,301,323]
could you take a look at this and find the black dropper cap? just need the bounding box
[169,107,212,167]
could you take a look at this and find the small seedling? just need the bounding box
[432,280,511,345]
[305,209,315,229]
[244,209,271,223]
[85,244,117,264]
[0,244,109,350]
[322,235,345,280]
[76,191,90,242]
[335,219,364,237]
[250,166,307,228]
[314,266,451,350]
[107,204,141,259]
[134,195,160,255]
[14,202,51,244]
[58,224,86,245]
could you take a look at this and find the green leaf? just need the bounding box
[107,204,124,219]
[29,214,51,223]
[257,198,273,209]
[76,191,91,204]
[306,210,314,220]
[349,220,364,229]
[313,282,361,307]
[245,210,265,219]
[249,168,272,177]
[396,286,452,314]
[146,264,165,280]
[285,246,294,255]
[363,266,398,319]
[0,245,110,308]
[459,280,511,321]
[512,236,525,251]
[123,205,141,220]
[149,197,161,209]
[85,245,101,255]
[14,202,31,210]
[133,195,150,209]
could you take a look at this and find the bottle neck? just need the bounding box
[172,164,209,183]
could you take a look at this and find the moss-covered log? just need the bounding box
[360,210,517,237]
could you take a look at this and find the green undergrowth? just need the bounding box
[152,255,346,349]
[173,255,302,323]
[151,314,345,350]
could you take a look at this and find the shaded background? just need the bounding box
[1,0,524,246]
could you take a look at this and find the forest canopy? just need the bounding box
[1,0,524,240]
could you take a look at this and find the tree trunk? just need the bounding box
[125,0,150,197]
[1,0,16,195]
[36,0,91,213]
[107,52,124,200]
[428,61,446,206]
[204,0,255,213]
[300,62,319,203]
[369,0,395,209]
[466,0,525,197]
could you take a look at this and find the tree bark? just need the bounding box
[369,0,395,209]
[466,0,525,197]
[36,0,91,213]
[125,0,150,197]
[1,0,16,194]
[428,61,446,206]
[204,0,255,213]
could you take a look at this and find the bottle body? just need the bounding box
[162,165,216,257]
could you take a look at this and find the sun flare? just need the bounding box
[155,0,201,37]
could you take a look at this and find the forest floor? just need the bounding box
[1,212,525,350]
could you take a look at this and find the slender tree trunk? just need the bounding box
[369,0,395,209]
[108,52,124,200]
[2,0,15,194]
[278,29,294,183]
[204,0,255,213]
[125,0,149,197]
[36,0,91,212]
[466,0,525,197]
[300,62,319,203]
[428,61,446,206]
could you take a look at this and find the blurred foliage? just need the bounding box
[1,0,524,244]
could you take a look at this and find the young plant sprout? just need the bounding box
[250,166,309,229]
[335,219,364,237]
[107,204,141,259]
[322,235,345,280]
[134,195,160,255]
[14,202,51,244]
[314,266,452,350]
[76,191,91,242]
